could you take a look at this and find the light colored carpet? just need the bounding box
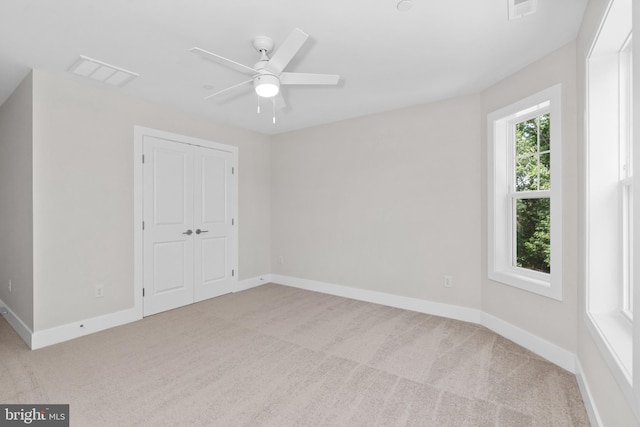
[1,283,589,426]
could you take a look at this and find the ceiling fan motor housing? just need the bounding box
[254,73,280,98]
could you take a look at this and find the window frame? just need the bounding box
[487,84,563,301]
[584,0,635,402]
[510,109,552,275]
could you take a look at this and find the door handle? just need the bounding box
[195,229,209,234]
[183,229,193,235]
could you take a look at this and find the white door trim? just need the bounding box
[134,126,238,318]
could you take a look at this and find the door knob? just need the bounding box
[195,229,209,234]
[183,229,193,235]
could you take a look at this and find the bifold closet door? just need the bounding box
[143,137,236,316]
[143,136,195,316]
[193,146,235,302]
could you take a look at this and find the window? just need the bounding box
[488,85,562,300]
[514,112,551,274]
[585,0,634,392]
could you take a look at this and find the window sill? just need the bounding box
[489,268,561,301]
[586,311,633,385]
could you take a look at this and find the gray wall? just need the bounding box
[0,72,34,330]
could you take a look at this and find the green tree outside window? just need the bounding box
[514,113,551,273]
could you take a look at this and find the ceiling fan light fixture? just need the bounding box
[254,74,280,98]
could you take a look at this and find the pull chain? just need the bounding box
[272,98,276,124]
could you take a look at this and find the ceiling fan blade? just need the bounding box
[264,28,309,75]
[190,47,256,76]
[204,79,253,100]
[280,72,340,85]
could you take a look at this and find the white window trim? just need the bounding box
[488,84,563,301]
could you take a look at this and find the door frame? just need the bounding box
[133,126,238,318]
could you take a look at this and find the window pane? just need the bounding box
[539,113,550,152]
[515,113,551,193]
[516,155,538,191]
[516,118,538,156]
[540,153,551,190]
[516,198,550,273]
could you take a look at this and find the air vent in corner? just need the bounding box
[508,0,537,20]
[68,55,139,87]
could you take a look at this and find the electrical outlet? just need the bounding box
[444,275,453,288]
[279,256,284,265]
[95,284,104,298]
[8,279,12,293]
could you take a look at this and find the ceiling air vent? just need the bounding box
[68,55,139,87]
[508,0,537,20]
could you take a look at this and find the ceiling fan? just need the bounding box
[190,28,340,118]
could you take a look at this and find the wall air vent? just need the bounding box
[508,0,537,20]
[68,55,139,87]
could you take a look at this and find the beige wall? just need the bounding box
[31,70,271,331]
[480,42,579,352]
[0,72,34,330]
[271,95,482,309]
[575,0,638,424]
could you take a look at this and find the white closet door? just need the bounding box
[193,146,236,301]
[143,136,195,316]
[142,134,237,317]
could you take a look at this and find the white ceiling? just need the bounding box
[0,0,587,135]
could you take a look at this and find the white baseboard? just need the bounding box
[271,274,576,374]
[236,274,272,292]
[4,273,576,377]
[271,274,482,324]
[481,312,576,373]
[31,308,141,350]
[0,297,33,348]
[25,274,272,349]
[575,358,603,427]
